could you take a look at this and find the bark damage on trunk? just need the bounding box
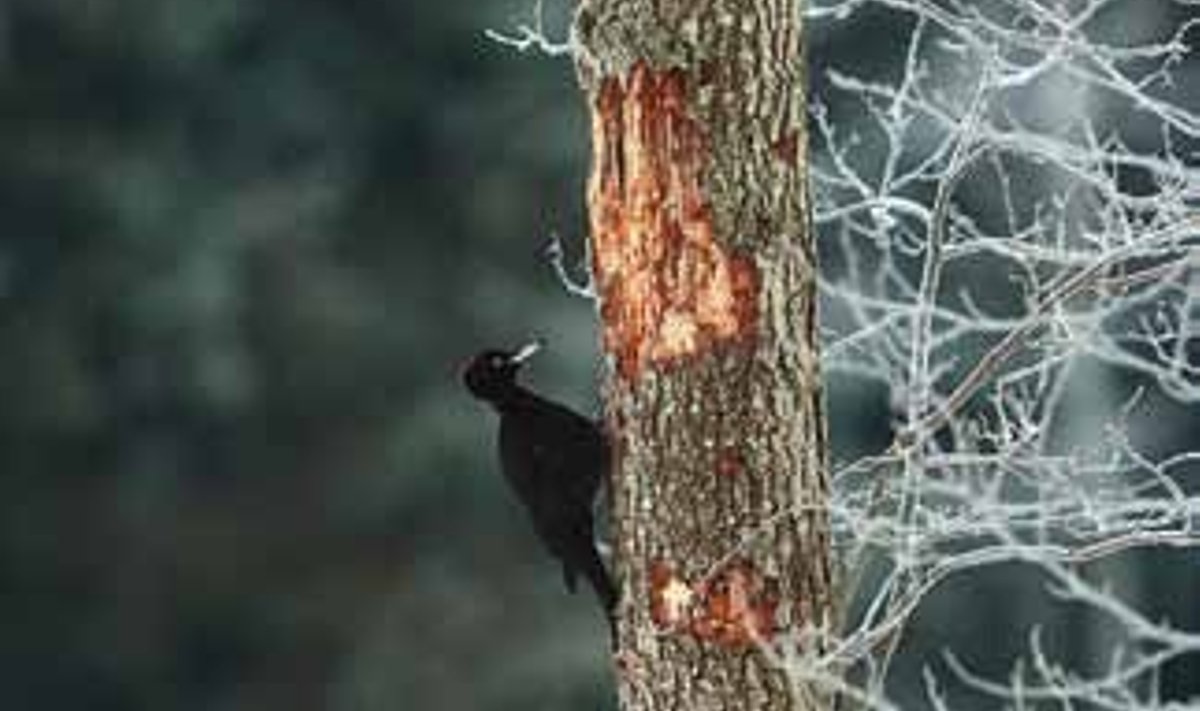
[591,64,759,381]
[576,2,834,710]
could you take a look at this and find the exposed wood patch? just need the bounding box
[589,62,758,381]
[649,560,694,629]
[648,558,781,648]
[693,559,781,648]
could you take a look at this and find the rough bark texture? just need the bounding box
[573,1,833,709]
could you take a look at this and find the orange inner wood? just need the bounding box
[649,558,780,648]
[589,62,757,381]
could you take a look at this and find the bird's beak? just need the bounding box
[509,339,542,365]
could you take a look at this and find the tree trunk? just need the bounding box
[573,1,833,709]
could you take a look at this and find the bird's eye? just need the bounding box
[490,355,506,368]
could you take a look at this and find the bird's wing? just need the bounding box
[500,404,606,519]
[531,401,608,514]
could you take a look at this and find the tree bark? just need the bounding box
[573,1,833,709]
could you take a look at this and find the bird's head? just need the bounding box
[461,340,542,402]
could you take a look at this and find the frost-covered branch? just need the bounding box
[803,0,1200,707]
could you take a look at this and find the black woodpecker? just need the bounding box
[462,341,617,640]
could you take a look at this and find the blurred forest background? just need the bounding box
[2,1,1197,710]
[2,1,608,708]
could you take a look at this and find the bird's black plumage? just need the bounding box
[462,342,617,638]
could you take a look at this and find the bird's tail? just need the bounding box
[576,540,619,647]
[579,541,617,613]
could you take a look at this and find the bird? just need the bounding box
[462,340,618,641]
